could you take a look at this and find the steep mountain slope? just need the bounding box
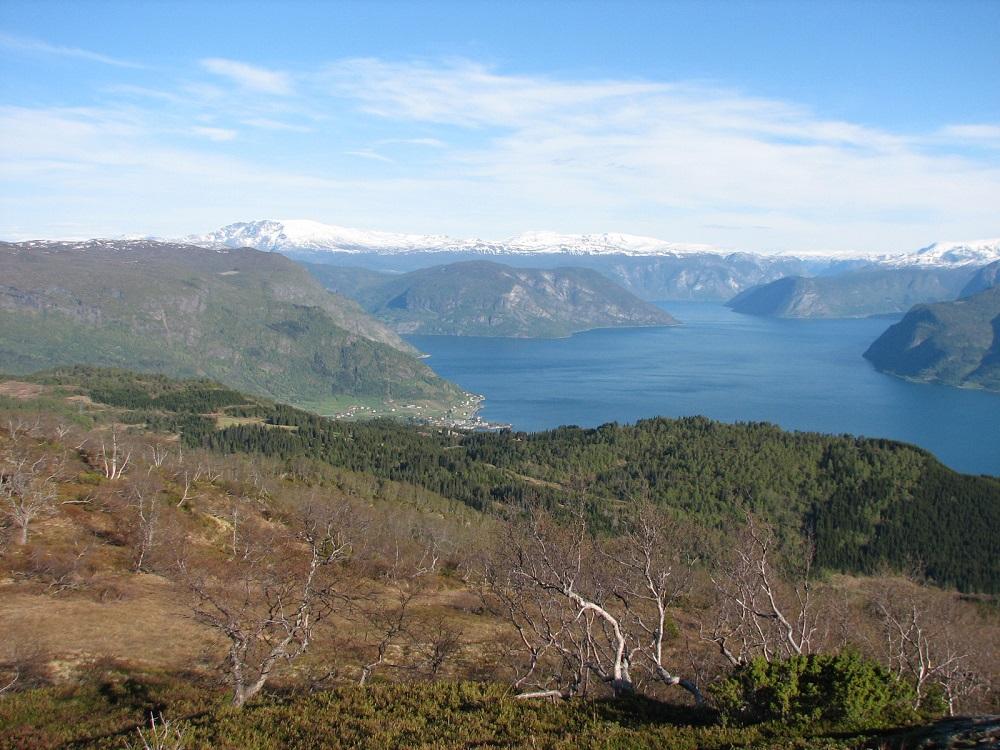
[308,260,678,337]
[863,286,1000,392]
[961,260,1000,297]
[0,240,468,415]
[727,267,976,318]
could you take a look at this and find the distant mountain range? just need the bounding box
[0,240,469,416]
[727,267,977,319]
[164,219,1000,307]
[182,219,1000,269]
[305,260,677,338]
[185,219,732,258]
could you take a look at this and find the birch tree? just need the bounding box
[178,502,355,707]
[484,505,703,703]
[1,453,59,546]
[703,514,820,666]
[871,579,986,715]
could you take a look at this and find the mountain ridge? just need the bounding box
[306,260,678,338]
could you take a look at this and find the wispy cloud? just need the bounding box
[242,117,313,133]
[379,137,447,148]
[345,149,393,163]
[201,58,293,95]
[2,55,998,250]
[318,59,1000,250]
[0,31,142,68]
[191,126,237,142]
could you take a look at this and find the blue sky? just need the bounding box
[1,0,998,253]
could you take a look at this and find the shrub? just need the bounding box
[712,651,918,729]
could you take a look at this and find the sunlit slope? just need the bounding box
[0,240,467,414]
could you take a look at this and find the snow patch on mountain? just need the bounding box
[503,230,721,256]
[877,239,1000,268]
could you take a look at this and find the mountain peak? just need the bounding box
[879,238,1000,267]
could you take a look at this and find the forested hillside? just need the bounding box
[864,286,1000,392]
[22,367,1000,593]
[0,240,469,416]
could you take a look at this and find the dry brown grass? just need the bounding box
[0,575,221,673]
[0,381,45,400]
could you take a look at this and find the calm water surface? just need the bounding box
[408,302,1000,476]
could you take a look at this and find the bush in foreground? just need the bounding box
[0,674,892,750]
[711,651,920,730]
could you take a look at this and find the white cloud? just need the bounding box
[379,137,447,148]
[242,117,313,133]
[939,124,1000,145]
[318,59,1000,251]
[191,126,237,142]
[0,31,142,68]
[345,149,393,163]
[200,58,293,95]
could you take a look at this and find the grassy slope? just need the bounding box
[0,241,468,416]
[308,260,678,337]
[863,286,1000,391]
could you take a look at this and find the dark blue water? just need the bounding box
[408,302,1000,476]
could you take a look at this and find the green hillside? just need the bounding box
[727,267,974,318]
[0,241,469,416]
[864,285,1000,392]
[18,367,998,593]
[307,260,678,337]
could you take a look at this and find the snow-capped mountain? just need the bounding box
[502,230,722,256]
[185,220,729,258]
[186,219,478,254]
[182,219,1000,268]
[877,239,1000,268]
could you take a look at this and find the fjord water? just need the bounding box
[408,302,1000,476]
